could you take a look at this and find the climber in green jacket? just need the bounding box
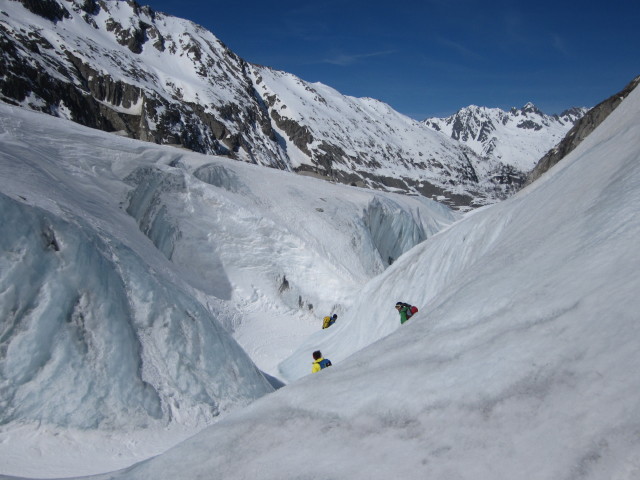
[395,302,417,324]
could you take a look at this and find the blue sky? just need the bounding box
[144,0,638,119]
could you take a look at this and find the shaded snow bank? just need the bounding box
[0,189,273,430]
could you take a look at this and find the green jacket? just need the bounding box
[398,305,411,324]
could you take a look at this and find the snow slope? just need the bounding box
[34,71,640,480]
[250,67,493,201]
[0,101,456,476]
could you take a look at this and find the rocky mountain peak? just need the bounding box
[424,103,587,178]
[518,102,543,115]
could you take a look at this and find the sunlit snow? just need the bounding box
[90,75,639,480]
[0,65,639,480]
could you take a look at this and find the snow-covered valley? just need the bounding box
[0,0,639,477]
[99,75,640,480]
[1,78,639,479]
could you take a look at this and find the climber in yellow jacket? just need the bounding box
[311,350,332,373]
[322,314,337,329]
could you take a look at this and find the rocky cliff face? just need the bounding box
[0,0,583,209]
[0,0,287,163]
[523,76,640,186]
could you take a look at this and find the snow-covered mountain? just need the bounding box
[423,103,587,192]
[2,59,633,480]
[0,0,582,209]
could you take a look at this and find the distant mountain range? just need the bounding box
[423,103,588,174]
[0,0,587,208]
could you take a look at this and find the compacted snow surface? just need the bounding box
[1,84,640,479]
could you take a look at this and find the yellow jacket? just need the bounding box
[312,358,324,373]
[322,316,336,329]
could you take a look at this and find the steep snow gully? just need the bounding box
[122,158,454,319]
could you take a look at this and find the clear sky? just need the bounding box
[143,0,638,119]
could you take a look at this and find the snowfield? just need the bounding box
[0,79,639,480]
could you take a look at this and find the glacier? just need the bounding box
[0,101,456,476]
[0,65,635,480]
[109,66,639,480]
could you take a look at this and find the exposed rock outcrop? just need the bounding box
[524,76,640,187]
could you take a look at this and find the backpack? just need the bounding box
[403,304,419,318]
[319,358,332,369]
